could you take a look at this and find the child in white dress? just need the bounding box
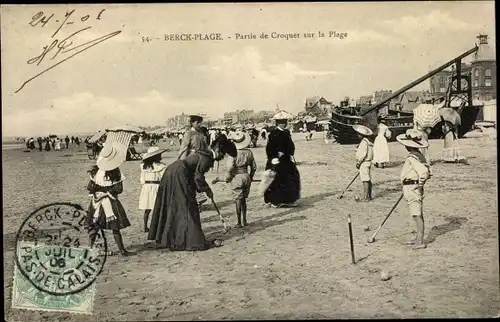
[139,147,167,232]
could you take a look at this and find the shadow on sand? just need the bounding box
[431,156,475,165]
[200,196,261,221]
[376,160,405,169]
[294,161,328,166]
[132,192,335,253]
[204,192,336,241]
[373,187,401,199]
[425,216,468,245]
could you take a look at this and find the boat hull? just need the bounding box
[330,109,413,144]
[330,105,480,144]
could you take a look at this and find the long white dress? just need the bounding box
[373,123,391,164]
[55,139,62,151]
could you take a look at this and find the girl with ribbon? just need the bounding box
[86,144,135,257]
[139,147,167,232]
[212,131,257,228]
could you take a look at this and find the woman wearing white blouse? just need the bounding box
[373,116,392,168]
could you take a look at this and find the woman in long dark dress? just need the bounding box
[44,138,51,151]
[264,116,301,207]
[148,136,236,251]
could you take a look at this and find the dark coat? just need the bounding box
[264,128,301,205]
[148,151,214,250]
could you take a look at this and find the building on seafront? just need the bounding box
[166,112,209,129]
[304,96,333,116]
[429,34,496,102]
[222,109,258,125]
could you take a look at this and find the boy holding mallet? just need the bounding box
[396,129,431,250]
[353,124,374,202]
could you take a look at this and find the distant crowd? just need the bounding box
[24,136,82,151]
[23,125,273,155]
[163,125,271,148]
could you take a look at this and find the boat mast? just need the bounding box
[359,45,479,117]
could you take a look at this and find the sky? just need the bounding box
[1,2,495,137]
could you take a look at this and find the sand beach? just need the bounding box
[3,133,499,320]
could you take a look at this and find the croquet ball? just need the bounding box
[380,271,392,281]
[364,226,370,232]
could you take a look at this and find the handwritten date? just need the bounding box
[29,9,106,31]
[15,9,119,94]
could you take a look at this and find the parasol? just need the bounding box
[413,104,441,128]
[439,107,461,126]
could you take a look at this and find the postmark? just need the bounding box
[14,203,108,297]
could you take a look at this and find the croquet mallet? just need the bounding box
[367,193,404,243]
[337,173,360,199]
[210,197,230,234]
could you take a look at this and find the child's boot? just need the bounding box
[235,201,242,228]
[242,199,248,226]
[363,182,371,201]
[236,214,242,228]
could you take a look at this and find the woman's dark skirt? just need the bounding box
[148,160,209,251]
[264,158,301,205]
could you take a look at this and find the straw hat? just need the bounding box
[142,146,167,160]
[231,131,251,150]
[396,129,429,148]
[272,111,293,121]
[352,124,373,136]
[96,144,126,171]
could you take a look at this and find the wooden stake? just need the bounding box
[348,214,356,264]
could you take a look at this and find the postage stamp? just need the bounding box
[13,203,108,314]
[12,243,97,314]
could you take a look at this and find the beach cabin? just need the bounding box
[477,99,497,124]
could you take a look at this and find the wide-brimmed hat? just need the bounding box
[96,144,126,171]
[142,146,167,160]
[396,129,429,148]
[272,111,293,121]
[352,124,373,136]
[231,131,251,150]
[189,115,203,123]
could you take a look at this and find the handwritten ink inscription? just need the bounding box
[15,9,119,94]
